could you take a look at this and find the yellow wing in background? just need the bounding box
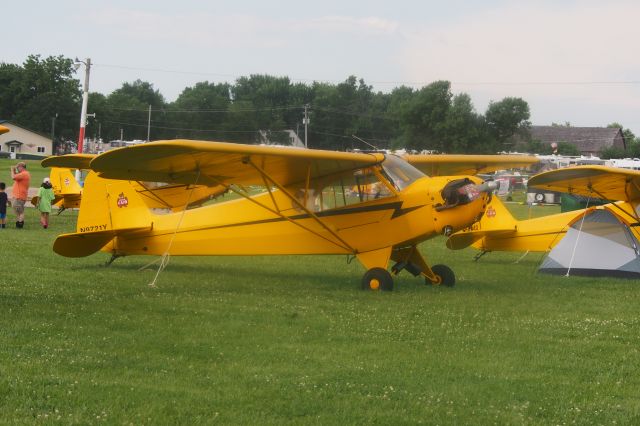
[0,125,9,135]
[528,165,640,202]
[43,154,227,211]
[404,154,539,176]
[42,154,96,170]
[89,140,385,187]
[132,182,228,211]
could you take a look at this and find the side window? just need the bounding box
[294,168,393,212]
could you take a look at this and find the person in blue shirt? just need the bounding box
[0,182,7,229]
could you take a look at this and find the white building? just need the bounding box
[0,121,53,159]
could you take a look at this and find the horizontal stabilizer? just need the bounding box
[53,226,150,257]
[447,229,514,250]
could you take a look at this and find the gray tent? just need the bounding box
[539,208,640,278]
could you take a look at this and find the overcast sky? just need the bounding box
[5,0,640,135]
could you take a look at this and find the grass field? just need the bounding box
[1,203,640,424]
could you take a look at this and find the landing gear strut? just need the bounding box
[392,246,456,287]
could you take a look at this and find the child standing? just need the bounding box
[36,177,55,229]
[0,182,7,229]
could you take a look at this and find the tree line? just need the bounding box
[1,54,636,156]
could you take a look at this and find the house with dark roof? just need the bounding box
[529,126,625,156]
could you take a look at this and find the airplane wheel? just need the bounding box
[361,268,394,291]
[430,264,455,287]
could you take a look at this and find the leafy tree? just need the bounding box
[440,93,484,153]
[485,97,531,152]
[397,80,452,152]
[86,92,108,141]
[1,55,541,156]
[0,55,80,143]
[600,146,627,159]
[168,81,232,140]
[100,80,167,141]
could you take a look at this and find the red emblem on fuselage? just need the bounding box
[486,206,496,218]
[64,177,70,186]
[117,192,129,208]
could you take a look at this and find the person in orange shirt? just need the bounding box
[10,162,31,228]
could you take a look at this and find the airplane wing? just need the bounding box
[89,140,385,187]
[0,125,9,135]
[42,154,96,170]
[528,165,640,202]
[405,154,539,176]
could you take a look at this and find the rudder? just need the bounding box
[76,172,153,233]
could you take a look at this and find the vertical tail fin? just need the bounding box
[76,172,153,232]
[53,173,154,257]
[446,196,518,250]
[477,196,518,232]
[50,167,82,196]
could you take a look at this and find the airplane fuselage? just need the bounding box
[103,175,488,257]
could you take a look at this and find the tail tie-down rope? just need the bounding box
[147,168,202,288]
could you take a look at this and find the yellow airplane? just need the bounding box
[448,165,640,258]
[43,140,538,290]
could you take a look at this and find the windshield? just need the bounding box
[381,155,426,190]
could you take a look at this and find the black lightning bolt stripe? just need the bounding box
[206,201,427,231]
[136,201,428,238]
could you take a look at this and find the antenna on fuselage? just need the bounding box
[351,134,380,151]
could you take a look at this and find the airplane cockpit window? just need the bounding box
[293,167,394,212]
[380,155,426,190]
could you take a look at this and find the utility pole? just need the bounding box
[75,57,91,154]
[147,104,152,142]
[303,104,310,148]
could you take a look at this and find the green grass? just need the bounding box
[0,158,50,187]
[1,206,640,424]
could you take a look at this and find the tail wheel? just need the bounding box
[429,264,455,287]
[361,267,394,291]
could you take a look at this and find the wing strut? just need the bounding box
[244,158,357,253]
[588,185,640,224]
[134,181,174,209]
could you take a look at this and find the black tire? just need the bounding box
[534,193,545,202]
[361,267,394,291]
[430,264,455,287]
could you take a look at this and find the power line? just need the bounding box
[103,105,303,113]
[94,63,640,87]
[102,120,289,134]
[100,119,396,141]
